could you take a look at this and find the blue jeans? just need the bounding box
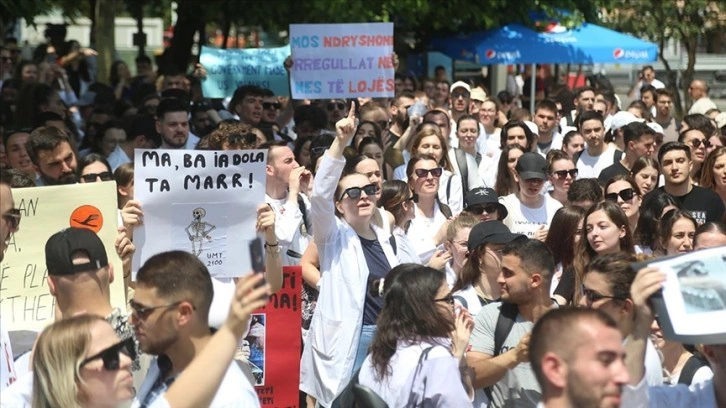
[353,324,377,375]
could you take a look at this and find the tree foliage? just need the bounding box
[601,0,726,117]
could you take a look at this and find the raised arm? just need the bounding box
[257,203,283,293]
[625,266,665,385]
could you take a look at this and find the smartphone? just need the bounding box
[249,236,265,274]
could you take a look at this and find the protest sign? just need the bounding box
[200,45,291,98]
[251,266,302,408]
[289,23,395,99]
[132,149,266,278]
[0,182,126,332]
[638,246,726,344]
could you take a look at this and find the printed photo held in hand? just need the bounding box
[636,246,726,344]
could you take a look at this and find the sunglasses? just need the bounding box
[263,102,281,110]
[228,132,258,146]
[338,183,379,201]
[434,294,455,307]
[414,167,443,178]
[467,204,499,215]
[407,193,419,204]
[552,169,578,179]
[605,188,636,202]
[452,92,470,99]
[2,208,21,230]
[80,337,136,371]
[81,172,113,183]
[690,138,711,149]
[129,300,182,320]
[582,287,626,306]
[326,102,346,111]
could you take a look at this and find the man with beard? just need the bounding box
[130,250,260,407]
[530,308,630,408]
[467,237,558,408]
[388,91,414,145]
[653,89,679,144]
[190,101,215,138]
[155,97,196,150]
[26,126,78,185]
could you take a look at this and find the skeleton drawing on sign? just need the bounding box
[185,207,216,256]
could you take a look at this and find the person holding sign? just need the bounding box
[300,103,399,407]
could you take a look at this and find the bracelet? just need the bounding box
[265,242,278,247]
[265,242,280,254]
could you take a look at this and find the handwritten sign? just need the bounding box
[200,45,291,98]
[132,149,267,278]
[0,182,126,332]
[289,23,395,99]
[253,266,302,407]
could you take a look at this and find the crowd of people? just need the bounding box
[1,34,726,408]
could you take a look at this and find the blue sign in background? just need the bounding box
[200,45,291,97]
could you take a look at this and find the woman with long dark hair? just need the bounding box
[358,263,474,406]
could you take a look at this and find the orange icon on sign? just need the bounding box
[69,205,104,233]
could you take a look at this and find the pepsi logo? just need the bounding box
[613,48,624,59]
[485,49,496,59]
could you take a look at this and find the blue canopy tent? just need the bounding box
[431,22,659,111]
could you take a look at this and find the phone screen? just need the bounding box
[249,237,265,274]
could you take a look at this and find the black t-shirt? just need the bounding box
[646,186,726,225]
[553,265,576,304]
[360,236,392,325]
[598,160,629,184]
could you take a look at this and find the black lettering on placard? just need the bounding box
[282,272,297,289]
[268,293,298,312]
[142,151,171,167]
[145,178,171,192]
[183,154,206,168]
[17,197,39,217]
[0,265,10,293]
[256,386,274,395]
[23,264,48,289]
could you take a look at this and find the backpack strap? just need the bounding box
[388,234,397,255]
[453,295,468,310]
[438,200,453,218]
[405,346,436,407]
[445,174,453,205]
[678,355,709,385]
[484,302,519,401]
[613,149,623,162]
[297,193,311,234]
[454,148,469,200]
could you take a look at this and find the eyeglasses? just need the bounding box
[467,204,499,215]
[311,145,331,155]
[338,183,379,201]
[690,138,711,149]
[326,102,346,111]
[263,102,281,110]
[2,208,21,230]
[434,294,455,307]
[552,169,578,179]
[129,300,182,320]
[582,287,626,306]
[414,167,443,178]
[605,188,636,202]
[228,132,258,146]
[80,337,136,371]
[81,172,113,183]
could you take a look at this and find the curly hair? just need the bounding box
[206,121,257,150]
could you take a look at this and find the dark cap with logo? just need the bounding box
[45,227,109,276]
[515,152,547,181]
[465,187,509,219]
[467,220,526,251]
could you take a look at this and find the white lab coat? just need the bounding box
[299,154,399,407]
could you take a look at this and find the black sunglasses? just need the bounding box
[452,92,470,99]
[582,287,626,306]
[228,132,258,146]
[434,294,455,307]
[467,204,499,215]
[129,300,182,320]
[605,188,636,202]
[552,169,578,179]
[81,172,113,183]
[326,102,346,111]
[2,208,21,230]
[263,102,281,110]
[338,183,379,201]
[690,138,711,149]
[80,337,136,371]
[414,167,443,178]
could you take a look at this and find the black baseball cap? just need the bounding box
[468,221,526,251]
[45,228,109,276]
[515,152,547,181]
[465,187,508,219]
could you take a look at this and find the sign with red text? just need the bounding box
[289,23,395,99]
[253,266,302,407]
[0,182,126,332]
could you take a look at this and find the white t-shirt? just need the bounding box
[576,145,618,179]
[406,202,449,264]
[500,194,563,238]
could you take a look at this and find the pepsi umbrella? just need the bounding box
[430,22,658,65]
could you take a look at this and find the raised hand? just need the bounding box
[225,273,271,338]
[256,204,277,243]
[335,101,357,142]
